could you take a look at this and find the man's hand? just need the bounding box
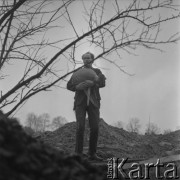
[76,80,94,90]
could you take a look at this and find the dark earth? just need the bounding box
[38,118,180,160]
[0,113,180,180]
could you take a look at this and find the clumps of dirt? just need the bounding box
[42,121,77,151]
[39,118,180,160]
[0,116,107,180]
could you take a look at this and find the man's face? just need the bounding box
[83,54,93,67]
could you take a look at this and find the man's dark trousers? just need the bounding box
[75,101,100,155]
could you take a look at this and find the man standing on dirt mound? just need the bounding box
[67,52,106,161]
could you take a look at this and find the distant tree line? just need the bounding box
[24,112,68,134]
[115,117,172,135]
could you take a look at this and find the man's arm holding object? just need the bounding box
[93,69,106,88]
[67,68,106,91]
[67,77,94,91]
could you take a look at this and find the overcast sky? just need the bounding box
[1,0,180,133]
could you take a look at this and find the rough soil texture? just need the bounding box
[1,114,180,180]
[38,118,180,160]
[0,117,107,180]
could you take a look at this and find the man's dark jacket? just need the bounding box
[67,67,106,109]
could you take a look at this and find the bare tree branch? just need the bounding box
[0,0,27,27]
[0,0,179,116]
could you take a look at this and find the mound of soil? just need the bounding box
[0,116,107,180]
[39,118,180,160]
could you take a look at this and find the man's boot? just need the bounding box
[88,153,103,161]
